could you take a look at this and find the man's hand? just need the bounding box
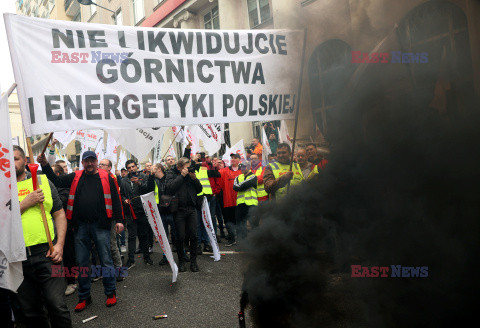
[115,223,124,234]
[189,172,197,180]
[37,153,48,166]
[124,199,130,205]
[46,244,63,264]
[23,189,44,208]
[131,176,139,184]
[282,171,294,181]
[181,168,188,177]
[187,140,193,149]
[49,138,58,151]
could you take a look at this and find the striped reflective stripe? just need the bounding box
[199,178,210,181]
[269,162,279,170]
[106,205,113,210]
[104,194,112,199]
[237,194,245,198]
[67,205,73,211]
[68,195,75,200]
[245,197,257,201]
[38,178,43,185]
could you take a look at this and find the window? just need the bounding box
[204,6,220,30]
[73,11,81,22]
[113,9,123,25]
[308,39,354,139]
[133,0,145,25]
[247,0,271,27]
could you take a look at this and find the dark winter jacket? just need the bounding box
[165,166,203,209]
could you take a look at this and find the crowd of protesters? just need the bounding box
[1,130,329,327]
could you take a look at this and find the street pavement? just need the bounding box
[65,243,254,328]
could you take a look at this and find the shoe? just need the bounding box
[106,292,117,307]
[120,245,127,253]
[196,244,203,255]
[91,276,102,282]
[226,241,237,247]
[148,247,153,254]
[125,259,135,269]
[134,248,141,254]
[65,284,77,296]
[144,257,153,265]
[159,257,168,266]
[178,262,186,272]
[190,261,199,272]
[204,244,213,253]
[74,297,92,312]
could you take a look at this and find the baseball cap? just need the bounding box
[82,151,97,160]
[230,153,241,159]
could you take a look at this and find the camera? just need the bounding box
[188,166,196,173]
[128,171,138,179]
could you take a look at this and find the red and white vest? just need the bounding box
[66,170,113,220]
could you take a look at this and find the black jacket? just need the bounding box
[120,171,153,215]
[146,174,170,214]
[165,166,203,209]
[40,164,123,230]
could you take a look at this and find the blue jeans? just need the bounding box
[75,223,116,300]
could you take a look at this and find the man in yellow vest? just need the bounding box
[233,161,258,242]
[297,148,319,181]
[264,143,303,199]
[14,146,72,327]
[195,163,214,254]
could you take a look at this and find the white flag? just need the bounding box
[261,127,272,166]
[278,120,292,147]
[117,150,128,170]
[183,128,200,158]
[168,140,176,159]
[105,134,118,166]
[187,124,222,156]
[0,92,26,292]
[172,126,186,143]
[76,130,103,150]
[201,197,220,261]
[140,192,178,283]
[107,128,167,161]
[95,136,105,162]
[53,130,76,148]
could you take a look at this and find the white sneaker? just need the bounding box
[120,245,127,253]
[65,284,77,296]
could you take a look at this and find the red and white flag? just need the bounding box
[140,192,178,283]
[261,127,272,166]
[167,140,176,159]
[187,124,223,155]
[222,139,246,166]
[201,197,220,261]
[278,120,292,147]
[0,91,26,292]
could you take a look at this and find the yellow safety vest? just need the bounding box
[255,168,268,198]
[154,183,160,204]
[300,164,319,181]
[268,161,303,199]
[17,175,55,247]
[196,167,212,196]
[236,174,258,206]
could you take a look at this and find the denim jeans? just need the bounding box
[75,223,116,300]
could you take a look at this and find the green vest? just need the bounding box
[196,167,212,196]
[255,168,268,198]
[154,183,160,204]
[268,161,303,199]
[18,175,55,247]
[236,174,258,206]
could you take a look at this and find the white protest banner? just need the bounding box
[107,127,167,161]
[5,14,304,136]
[53,130,76,147]
[0,92,26,292]
[188,124,222,155]
[76,130,103,149]
[172,126,186,143]
[183,128,199,158]
[201,197,220,261]
[140,192,178,283]
[117,150,127,170]
[95,135,105,161]
[261,126,272,166]
[278,120,292,147]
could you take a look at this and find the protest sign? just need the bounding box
[5,14,304,136]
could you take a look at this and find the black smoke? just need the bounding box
[241,19,480,328]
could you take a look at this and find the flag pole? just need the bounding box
[5,83,17,97]
[40,132,54,156]
[287,29,308,191]
[161,127,184,161]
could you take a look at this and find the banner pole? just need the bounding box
[287,29,308,191]
[6,83,17,97]
[25,133,55,255]
[40,132,54,156]
[161,127,184,161]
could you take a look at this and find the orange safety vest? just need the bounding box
[66,170,113,220]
